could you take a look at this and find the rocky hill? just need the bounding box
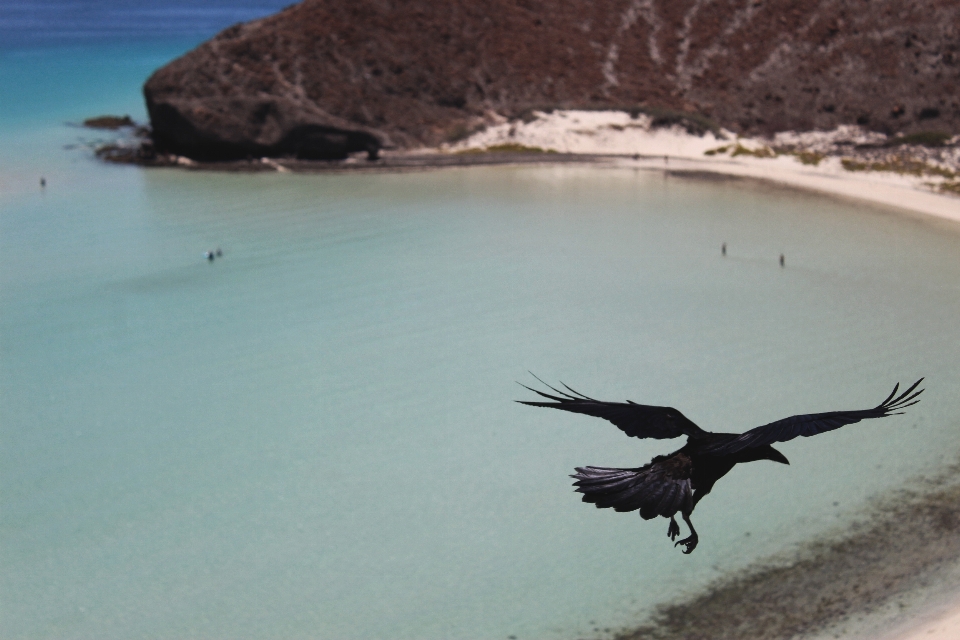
[143,0,960,161]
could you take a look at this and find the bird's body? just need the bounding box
[519,377,923,553]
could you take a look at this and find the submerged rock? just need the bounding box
[83,115,136,130]
[143,0,960,162]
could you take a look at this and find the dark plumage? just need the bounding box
[519,376,924,554]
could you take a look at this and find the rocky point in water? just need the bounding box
[143,0,960,162]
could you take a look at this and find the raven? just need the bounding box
[519,377,923,554]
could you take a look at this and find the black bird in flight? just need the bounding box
[519,377,924,554]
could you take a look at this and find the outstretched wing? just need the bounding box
[517,376,709,440]
[704,379,924,456]
[572,453,694,519]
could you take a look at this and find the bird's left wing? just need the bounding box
[703,379,924,455]
[517,377,708,440]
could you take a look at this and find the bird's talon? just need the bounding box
[674,534,699,554]
[667,518,680,540]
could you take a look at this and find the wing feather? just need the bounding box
[704,379,924,455]
[518,375,708,441]
[572,453,694,518]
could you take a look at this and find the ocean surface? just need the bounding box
[2,4,960,639]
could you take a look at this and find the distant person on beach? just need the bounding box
[205,250,215,262]
[40,177,46,188]
[780,254,785,267]
[215,247,223,257]
[722,242,727,256]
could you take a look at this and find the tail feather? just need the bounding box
[572,464,692,519]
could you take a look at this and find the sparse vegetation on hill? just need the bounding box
[142,0,960,161]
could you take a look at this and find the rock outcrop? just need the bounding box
[144,0,960,161]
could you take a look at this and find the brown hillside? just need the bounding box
[143,0,960,160]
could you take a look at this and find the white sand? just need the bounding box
[895,607,960,640]
[803,598,960,640]
[443,110,960,224]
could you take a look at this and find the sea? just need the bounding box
[2,3,960,639]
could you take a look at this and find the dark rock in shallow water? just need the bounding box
[83,115,136,130]
[144,0,960,162]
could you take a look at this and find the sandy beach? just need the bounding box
[892,605,960,640]
[611,463,960,640]
[440,110,960,225]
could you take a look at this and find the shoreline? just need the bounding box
[437,109,959,224]
[97,109,960,225]
[103,147,960,225]
[615,154,960,225]
[616,462,960,640]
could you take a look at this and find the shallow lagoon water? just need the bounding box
[3,160,960,639]
[3,6,960,638]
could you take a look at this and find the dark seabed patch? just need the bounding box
[665,170,746,182]
[612,459,960,640]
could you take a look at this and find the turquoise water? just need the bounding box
[3,10,960,640]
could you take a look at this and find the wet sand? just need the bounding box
[888,604,960,640]
[609,462,960,640]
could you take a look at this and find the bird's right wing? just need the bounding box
[517,377,709,440]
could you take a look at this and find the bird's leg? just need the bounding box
[674,513,699,554]
[667,516,681,541]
